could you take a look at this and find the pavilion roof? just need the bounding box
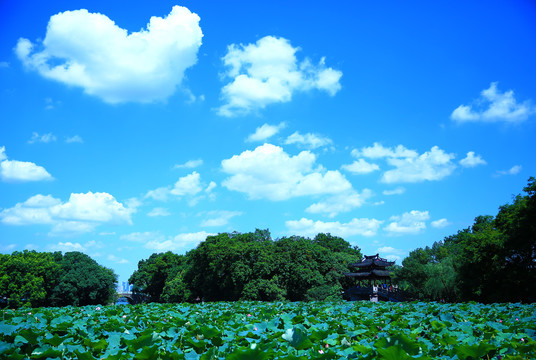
[349,254,395,268]
[344,269,392,278]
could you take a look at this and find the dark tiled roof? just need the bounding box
[344,269,392,278]
[349,254,395,268]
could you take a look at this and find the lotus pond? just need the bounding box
[1,301,535,359]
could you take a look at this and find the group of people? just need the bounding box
[370,283,399,302]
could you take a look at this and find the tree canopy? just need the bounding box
[394,177,536,303]
[129,230,362,303]
[0,250,117,308]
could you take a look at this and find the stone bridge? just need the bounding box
[117,291,149,304]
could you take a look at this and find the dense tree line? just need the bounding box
[5,178,532,307]
[394,177,536,303]
[0,251,117,308]
[129,230,362,303]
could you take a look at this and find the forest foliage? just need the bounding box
[0,251,117,308]
[130,177,535,304]
[1,177,534,307]
[393,177,536,303]
[129,231,362,303]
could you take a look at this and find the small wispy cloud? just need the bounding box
[342,159,380,174]
[382,187,406,196]
[384,210,430,235]
[246,122,286,142]
[451,82,534,123]
[174,159,203,169]
[494,165,522,177]
[431,218,451,228]
[459,152,486,168]
[200,210,242,227]
[65,135,83,143]
[147,207,171,217]
[28,132,56,144]
[285,131,332,149]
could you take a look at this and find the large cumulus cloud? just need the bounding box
[15,6,203,103]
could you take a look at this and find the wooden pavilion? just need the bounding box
[343,254,398,301]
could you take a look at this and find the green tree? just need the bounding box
[0,251,61,308]
[161,271,191,303]
[423,257,457,301]
[129,252,186,302]
[452,216,505,302]
[51,252,117,306]
[394,247,433,299]
[495,177,536,302]
[274,234,361,301]
[185,229,281,301]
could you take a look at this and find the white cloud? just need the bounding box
[120,231,163,243]
[205,181,217,193]
[384,254,402,263]
[15,6,203,104]
[107,254,129,264]
[383,187,406,196]
[0,192,132,236]
[285,131,333,149]
[44,97,61,110]
[1,194,59,225]
[145,171,209,203]
[65,135,83,143]
[145,186,170,201]
[0,146,53,182]
[50,221,97,236]
[0,61,9,68]
[145,231,213,251]
[48,240,101,252]
[200,210,242,227]
[381,146,456,183]
[49,241,86,252]
[218,36,342,116]
[431,218,451,228]
[221,143,351,201]
[174,159,203,169]
[0,244,16,252]
[377,246,400,254]
[286,217,383,238]
[495,165,522,176]
[28,132,57,144]
[376,246,404,263]
[460,151,486,168]
[147,207,170,217]
[305,189,373,217]
[353,143,418,159]
[53,192,133,223]
[246,122,286,142]
[125,197,142,211]
[342,159,380,174]
[170,172,203,196]
[451,82,534,123]
[384,210,430,235]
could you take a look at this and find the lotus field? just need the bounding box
[1,301,535,359]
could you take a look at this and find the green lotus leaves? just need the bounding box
[0,301,535,359]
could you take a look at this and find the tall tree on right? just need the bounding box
[494,177,536,302]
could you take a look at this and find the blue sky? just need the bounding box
[1,1,535,284]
